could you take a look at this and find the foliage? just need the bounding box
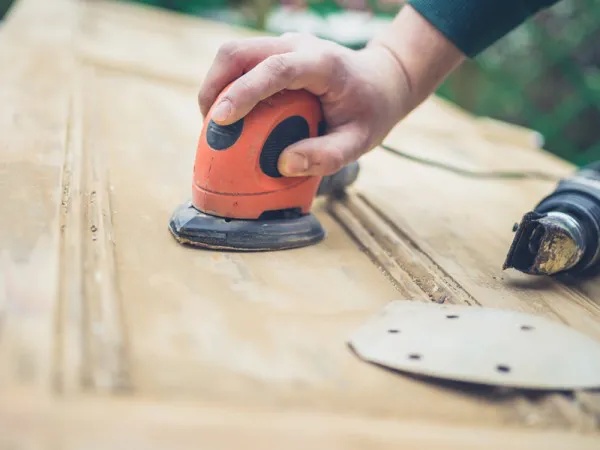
[437,0,600,165]
[0,0,14,18]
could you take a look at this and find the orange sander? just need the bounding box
[168,85,359,251]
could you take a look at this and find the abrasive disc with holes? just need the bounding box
[348,301,600,390]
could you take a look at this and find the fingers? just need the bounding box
[198,37,295,117]
[209,51,332,125]
[277,126,366,177]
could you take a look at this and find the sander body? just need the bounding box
[169,86,358,251]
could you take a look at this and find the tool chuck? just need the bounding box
[503,161,600,276]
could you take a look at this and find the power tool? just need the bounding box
[168,86,359,251]
[503,161,600,277]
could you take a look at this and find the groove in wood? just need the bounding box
[54,72,84,394]
[79,68,131,393]
[329,193,478,306]
[327,199,429,300]
[55,66,131,394]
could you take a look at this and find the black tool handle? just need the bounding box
[316,161,360,197]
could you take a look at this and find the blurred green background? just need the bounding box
[1,0,598,166]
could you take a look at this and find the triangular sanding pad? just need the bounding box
[348,301,600,390]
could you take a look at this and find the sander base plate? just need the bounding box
[168,201,325,252]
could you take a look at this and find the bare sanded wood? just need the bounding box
[83,66,523,426]
[2,0,600,446]
[355,149,600,338]
[1,393,599,450]
[0,0,76,394]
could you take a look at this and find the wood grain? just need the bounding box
[1,393,599,450]
[80,65,130,393]
[356,148,600,338]
[0,31,74,394]
[2,0,600,446]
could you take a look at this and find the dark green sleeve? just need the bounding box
[407,0,560,57]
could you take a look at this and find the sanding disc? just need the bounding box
[168,201,325,251]
[348,301,600,390]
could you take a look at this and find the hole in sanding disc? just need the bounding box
[348,301,600,389]
[496,364,511,373]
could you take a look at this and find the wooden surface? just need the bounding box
[1,0,599,448]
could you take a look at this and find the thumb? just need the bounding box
[277,127,365,177]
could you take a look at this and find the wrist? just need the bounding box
[364,39,417,113]
[368,5,465,106]
[349,42,417,148]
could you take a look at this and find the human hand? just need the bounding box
[198,32,415,177]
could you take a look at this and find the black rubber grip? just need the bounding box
[206,118,244,150]
[318,120,327,136]
[259,116,310,178]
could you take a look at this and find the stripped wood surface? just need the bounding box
[1,0,599,447]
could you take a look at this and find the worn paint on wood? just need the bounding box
[1,0,600,446]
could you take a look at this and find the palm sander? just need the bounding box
[169,86,359,251]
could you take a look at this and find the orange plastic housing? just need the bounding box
[191,87,323,220]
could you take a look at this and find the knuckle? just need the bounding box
[265,54,295,80]
[235,77,254,98]
[224,77,256,110]
[323,148,346,174]
[197,90,207,107]
[324,48,344,67]
[321,48,347,76]
[281,31,312,43]
[216,40,241,60]
[314,50,340,79]
[319,49,347,90]
[198,89,213,112]
[281,31,300,40]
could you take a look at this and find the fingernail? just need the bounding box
[281,152,309,176]
[212,100,231,123]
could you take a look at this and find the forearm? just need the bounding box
[368,0,559,108]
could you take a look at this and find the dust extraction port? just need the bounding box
[258,208,303,220]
